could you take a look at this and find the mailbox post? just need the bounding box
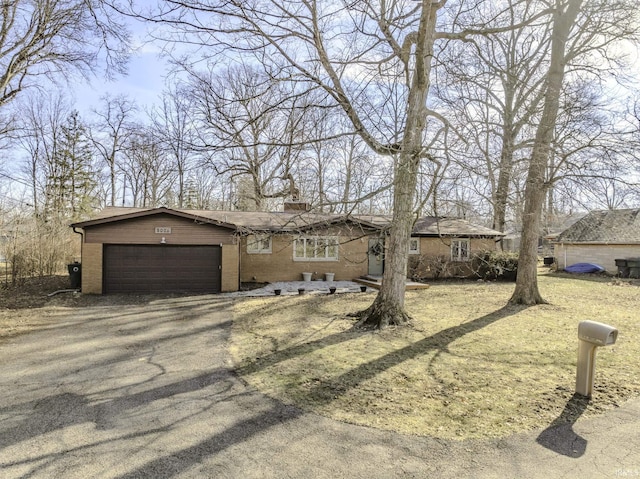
[576,320,618,397]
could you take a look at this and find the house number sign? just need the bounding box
[155,227,172,234]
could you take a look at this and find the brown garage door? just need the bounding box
[104,245,221,294]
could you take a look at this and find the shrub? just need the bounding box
[472,250,518,281]
[408,254,449,280]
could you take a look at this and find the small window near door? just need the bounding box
[247,234,272,254]
[409,238,420,255]
[451,238,470,261]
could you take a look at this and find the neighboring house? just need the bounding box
[0,233,7,264]
[70,205,504,294]
[502,214,584,255]
[553,208,640,274]
[407,217,505,279]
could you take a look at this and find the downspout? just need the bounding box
[72,227,84,291]
[72,227,84,261]
[237,233,242,291]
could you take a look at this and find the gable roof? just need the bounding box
[555,209,640,244]
[411,217,504,237]
[70,207,382,233]
[70,207,504,238]
[70,207,238,230]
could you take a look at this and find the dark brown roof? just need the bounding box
[555,209,640,244]
[70,207,237,230]
[411,217,504,237]
[71,207,504,237]
[70,207,382,232]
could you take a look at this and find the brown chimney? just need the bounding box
[284,201,310,213]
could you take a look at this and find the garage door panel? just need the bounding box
[104,245,221,294]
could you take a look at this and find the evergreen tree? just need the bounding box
[47,111,96,219]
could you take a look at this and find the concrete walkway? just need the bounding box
[220,280,369,297]
[0,296,638,478]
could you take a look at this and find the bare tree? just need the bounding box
[150,85,196,208]
[294,106,337,212]
[0,0,129,108]
[90,94,137,206]
[124,0,556,327]
[17,93,71,217]
[434,1,551,236]
[510,0,584,304]
[11,94,87,278]
[188,63,307,211]
[0,0,130,183]
[435,0,639,253]
[511,0,639,304]
[121,127,175,207]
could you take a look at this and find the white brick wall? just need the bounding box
[555,244,640,273]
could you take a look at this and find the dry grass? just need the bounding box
[230,270,640,439]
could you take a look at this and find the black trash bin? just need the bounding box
[627,258,640,279]
[68,262,81,289]
[615,259,629,278]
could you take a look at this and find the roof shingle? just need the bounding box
[555,209,640,243]
[71,207,504,237]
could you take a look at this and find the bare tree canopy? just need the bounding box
[0,0,130,108]
[510,0,640,304]
[117,0,557,327]
[90,94,137,206]
[2,0,639,319]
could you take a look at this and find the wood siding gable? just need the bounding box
[84,214,236,245]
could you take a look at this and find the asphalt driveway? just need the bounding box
[1,296,638,478]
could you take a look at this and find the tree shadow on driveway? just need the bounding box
[116,305,526,478]
[115,401,304,479]
[0,370,236,451]
[2,302,525,479]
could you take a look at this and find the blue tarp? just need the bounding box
[564,263,605,274]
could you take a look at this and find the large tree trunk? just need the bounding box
[355,2,439,329]
[493,127,515,238]
[493,82,516,237]
[510,0,583,305]
[110,157,116,207]
[354,152,420,328]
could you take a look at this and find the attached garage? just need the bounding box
[71,208,240,294]
[103,245,222,294]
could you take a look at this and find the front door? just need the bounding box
[367,238,384,276]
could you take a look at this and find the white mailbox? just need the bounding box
[576,320,618,397]
[578,320,618,346]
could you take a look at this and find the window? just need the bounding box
[246,234,272,254]
[293,237,339,261]
[451,239,470,261]
[409,238,420,255]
